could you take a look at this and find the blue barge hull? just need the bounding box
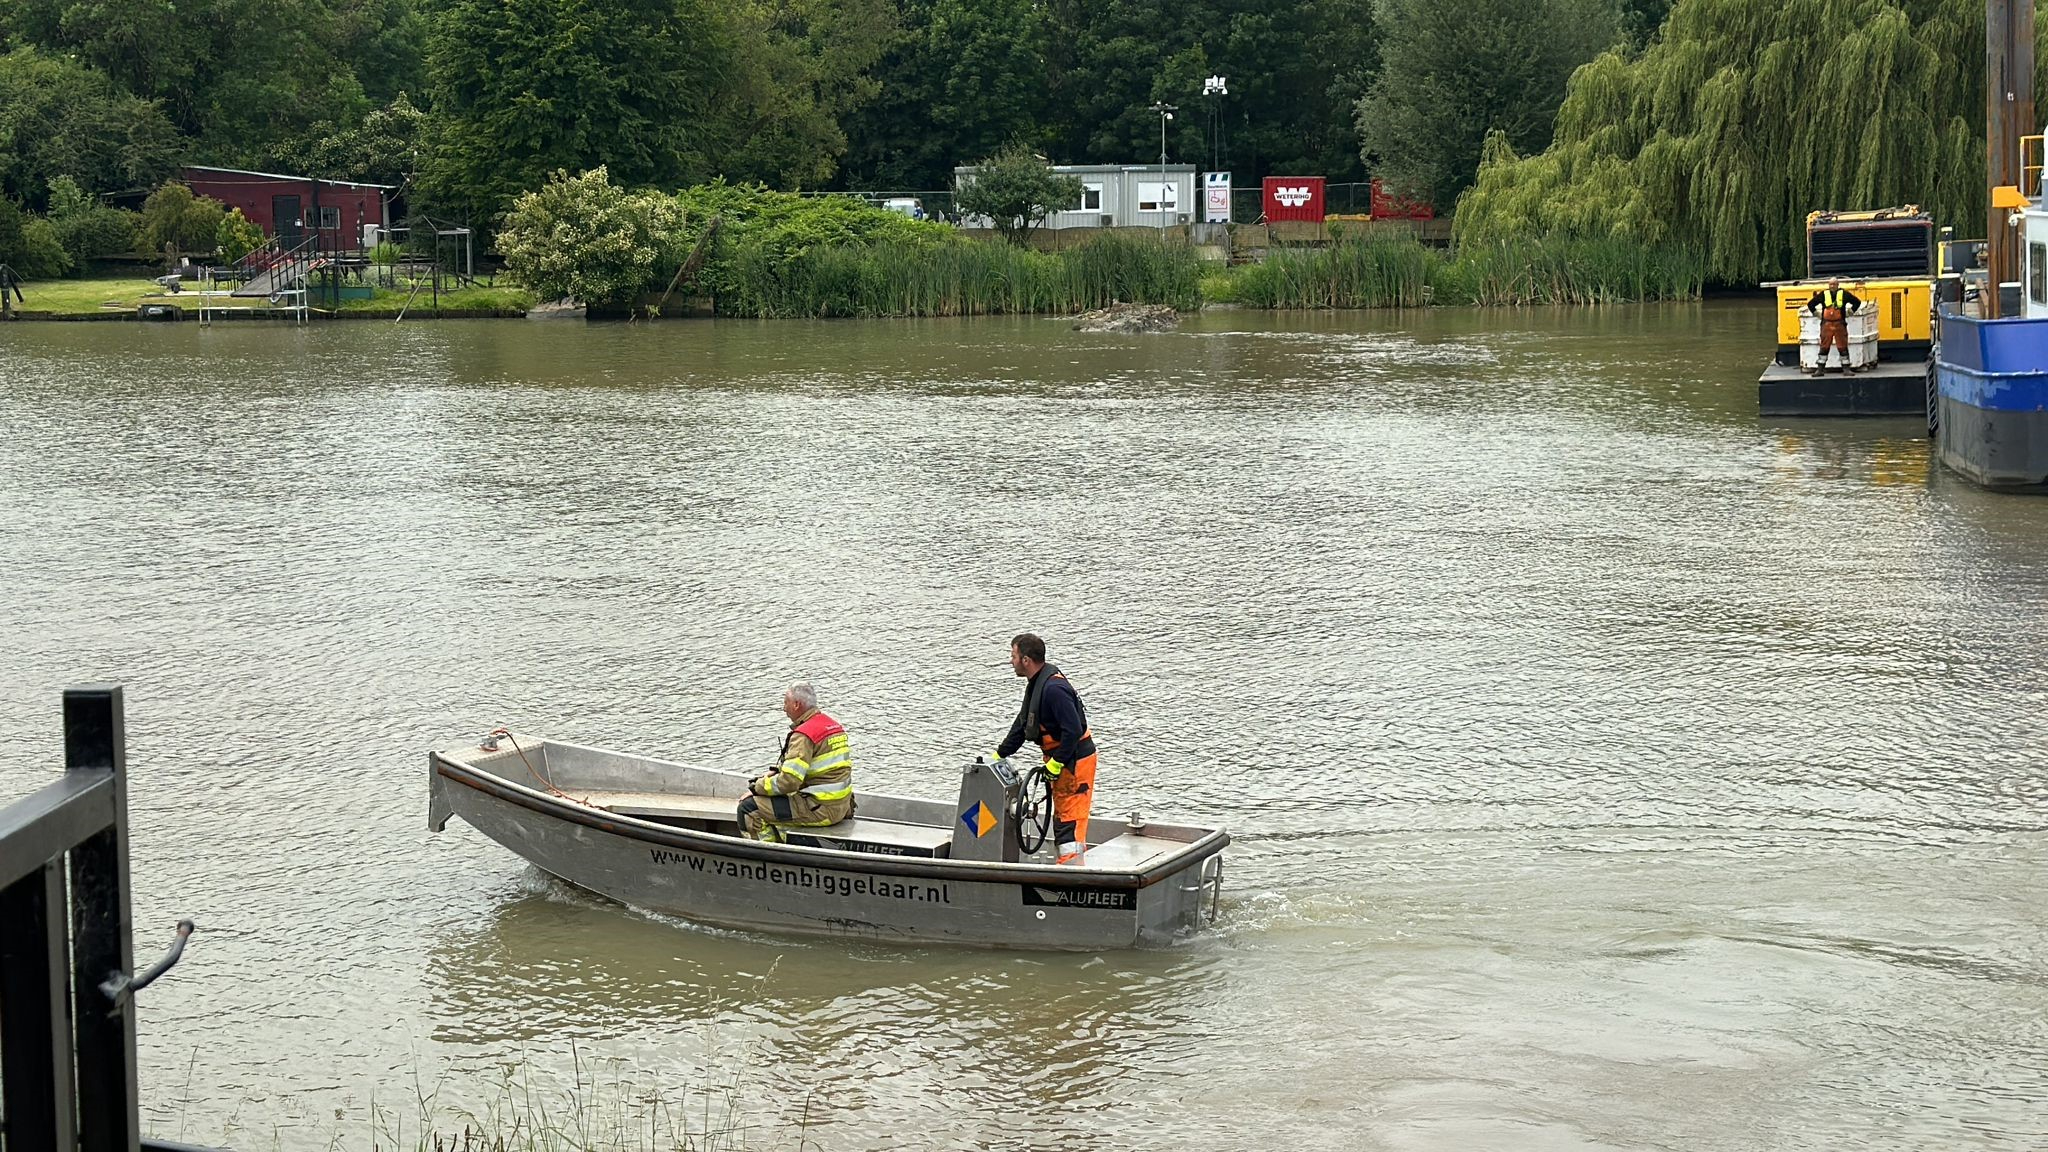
[1934,308,2048,487]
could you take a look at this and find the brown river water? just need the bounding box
[1,304,2044,1150]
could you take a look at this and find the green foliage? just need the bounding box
[45,176,140,269]
[49,208,138,268]
[715,230,1201,317]
[705,0,899,189]
[1228,226,1703,307]
[215,208,264,263]
[17,215,71,277]
[137,182,226,258]
[668,180,951,298]
[0,47,180,208]
[954,147,1084,244]
[1620,0,1677,45]
[5,0,1384,244]
[271,93,426,186]
[333,0,430,103]
[1443,234,1706,303]
[1169,0,1377,178]
[491,170,1185,316]
[1454,0,2048,284]
[370,241,405,265]
[0,199,22,269]
[45,176,90,219]
[1199,268,1242,303]
[839,0,1050,191]
[838,0,1377,191]
[1357,0,1621,210]
[672,183,947,248]
[497,167,689,307]
[419,0,726,228]
[0,200,74,277]
[1035,0,1375,182]
[1,0,387,165]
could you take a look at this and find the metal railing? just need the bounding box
[238,234,324,294]
[0,685,213,1151]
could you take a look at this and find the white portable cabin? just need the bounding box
[954,164,1198,229]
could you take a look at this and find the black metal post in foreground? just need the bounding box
[0,686,211,1151]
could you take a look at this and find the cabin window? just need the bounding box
[318,207,342,230]
[1137,182,1177,212]
[1069,183,1103,212]
[2031,242,2047,304]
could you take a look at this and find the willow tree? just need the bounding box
[1456,0,2048,283]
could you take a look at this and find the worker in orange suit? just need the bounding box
[992,633,1098,864]
[1805,278,1863,373]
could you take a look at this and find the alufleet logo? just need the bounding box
[1022,885,1137,910]
[1273,186,1313,208]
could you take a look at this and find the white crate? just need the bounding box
[1798,305,1875,370]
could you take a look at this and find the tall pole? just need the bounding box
[1150,101,1177,239]
[1987,0,2035,318]
[1203,76,1228,175]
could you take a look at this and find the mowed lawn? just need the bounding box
[11,276,170,313]
[11,275,535,316]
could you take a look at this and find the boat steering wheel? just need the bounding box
[1011,762,1056,855]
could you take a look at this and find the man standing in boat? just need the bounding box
[1804,278,1863,373]
[737,682,855,842]
[993,634,1099,864]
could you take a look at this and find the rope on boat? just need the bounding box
[486,727,578,802]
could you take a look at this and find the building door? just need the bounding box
[273,194,302,248]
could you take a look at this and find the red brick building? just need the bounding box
[180,166,395,251]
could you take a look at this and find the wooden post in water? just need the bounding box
[1987,0,2035,318]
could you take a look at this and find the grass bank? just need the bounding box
[8,275,163,314]
[334,283,535,317]
[1221,228,1706,308]
[4,275,534,319]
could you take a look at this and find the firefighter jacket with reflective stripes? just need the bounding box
[996,665,1096,771]
[757,709,854,801]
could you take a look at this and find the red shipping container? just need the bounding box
[1369,178,1434,220]
[1263,176,1326,222]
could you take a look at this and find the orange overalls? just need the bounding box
[1004,666,1099,861]
[1037,721,1098,857]
[1814,288,1852,368]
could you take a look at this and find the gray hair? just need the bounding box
[786,681,817,709]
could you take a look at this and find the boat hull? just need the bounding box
[430,749,1224,950]
[1933,309,2048,488]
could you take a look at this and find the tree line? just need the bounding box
[0,0,1666,242]
[20,0,2035,296]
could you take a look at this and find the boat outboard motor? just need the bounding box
[951,756,1022,863]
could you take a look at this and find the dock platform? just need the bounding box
[1758,360,1928,417]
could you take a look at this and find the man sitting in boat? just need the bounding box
[1804,278,1863,374]
[736,681,855,842]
